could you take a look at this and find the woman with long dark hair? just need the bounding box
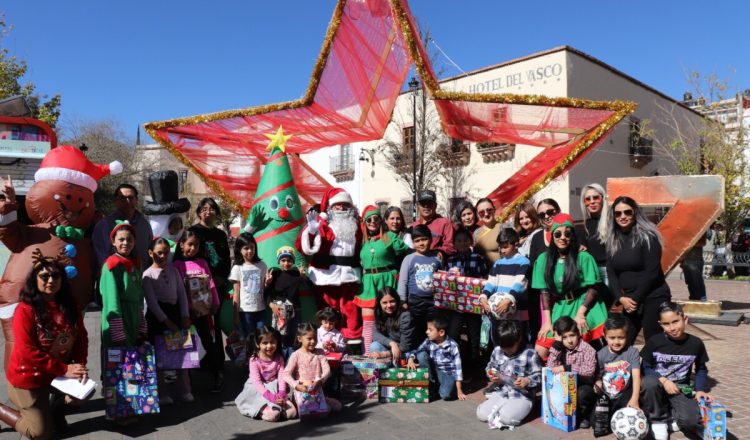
[452,200,479,235]
[0,251,89,439]
[384,206,413,248]
[369,287,419,364]
[605,196,671,345]
[532,214,608,359]
[513,202,542,258]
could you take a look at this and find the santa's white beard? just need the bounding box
[328,209,358,246]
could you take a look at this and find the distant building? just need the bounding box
[683,89,750,163]
[299,46,704,222]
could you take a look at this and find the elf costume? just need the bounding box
[356,205,410,353]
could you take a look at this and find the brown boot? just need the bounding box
[0,403,20,429]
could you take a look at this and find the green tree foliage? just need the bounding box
[0,15,61,127]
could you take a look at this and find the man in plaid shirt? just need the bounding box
[476,320,542,428]
[408,315,466,400]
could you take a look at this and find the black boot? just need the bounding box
[0,403,20,430]
[49,393,68,434]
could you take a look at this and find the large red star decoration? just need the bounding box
[144,0,635,220]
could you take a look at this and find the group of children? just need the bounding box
[101,215,713,439]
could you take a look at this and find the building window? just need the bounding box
[402,126,415,153]
[376,201,389,217]
[329,144,355,182]
[179,169,188,193]
[628,117,653,169]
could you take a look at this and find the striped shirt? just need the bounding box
[486,346,542,400]
[481,252,530,318]
[412,336,463,381]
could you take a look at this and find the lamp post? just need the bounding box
[408,76,420,222]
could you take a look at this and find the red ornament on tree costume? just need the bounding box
[0,145,121,369]
[296,188,363,339]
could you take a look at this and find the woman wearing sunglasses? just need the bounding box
[532,214,608,359]
[0,251,89,439]
[605,196,671,346]
[473,198,502,266]
[579,184,613,307]
[356,206,410,355]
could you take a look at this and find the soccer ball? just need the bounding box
[488,293,516,320]
[610,407,648,440]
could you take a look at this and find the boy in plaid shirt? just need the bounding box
[445,227,488,371]
[476,320,542,429]
[408,315,466,401]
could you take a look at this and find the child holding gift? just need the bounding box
[640,302,710,440]
[479,228,531,345]
[143,237,193,405]
[476,320,542,429]
[173,230,223,393]
[266,246,306,358]
[235,326,297,421]
[397,224,442,338]
[546,316,597,429]
[315,308,346,354]
[408,315,466,401]
[282,323,341,418]
[445,227,487,372]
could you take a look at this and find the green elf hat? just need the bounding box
[361,205,380,222]
[276,246,296,263]
[546,213,575,242]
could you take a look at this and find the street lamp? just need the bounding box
[408,76,420,222]
[359,147,377,177]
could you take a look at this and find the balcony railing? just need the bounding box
[329,154,355,182]
[476,143,515,163]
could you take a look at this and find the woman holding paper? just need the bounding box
[0,249,89,439]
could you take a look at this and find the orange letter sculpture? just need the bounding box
[607,175,724,275]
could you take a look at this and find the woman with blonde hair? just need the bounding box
[580,183,612,307]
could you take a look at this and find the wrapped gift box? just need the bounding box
[700,398,727,440]
[432,271,485,314]
[378,368,429,403]
[103,344,160,420]
[340,355,390,399]
[541,367,577,432]
[325,352,343,368]
[185,275,212,317]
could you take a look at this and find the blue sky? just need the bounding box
[3,1,749,142]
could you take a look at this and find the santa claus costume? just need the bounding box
[297,188,362,340]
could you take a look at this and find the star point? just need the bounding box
[265,126,293,152]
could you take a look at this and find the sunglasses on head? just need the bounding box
[584,195,602,202]
[38,272,62,282]
[553,230,573,239]
[365,216,381,223]
[538,208,557,219]
[614,209,634,218]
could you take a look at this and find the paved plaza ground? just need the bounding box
[0,272,747,439]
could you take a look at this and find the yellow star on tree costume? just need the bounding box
[265,126,293,152]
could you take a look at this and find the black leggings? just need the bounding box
[621,294,671,346]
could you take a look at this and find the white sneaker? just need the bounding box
[652,422,669,440]
[160,395,174,406]
[180,393,195,403]
[670,420,680,432]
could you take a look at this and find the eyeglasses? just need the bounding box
[38,272,62,282]
[477,208,494,216]
[553,230,573,239]
[614,209,634,218]
[365,216,381,223]
[537,208,557,219]
[584,195,602,203]
[200,207,216,213]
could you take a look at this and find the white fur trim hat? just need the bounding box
[34,145,123,192]
[318,187,352,220]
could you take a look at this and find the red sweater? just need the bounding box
[7,301,88,389]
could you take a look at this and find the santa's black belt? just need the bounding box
[364,265,396,274]
[315,255,361,268]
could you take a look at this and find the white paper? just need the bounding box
[50,376,97,400]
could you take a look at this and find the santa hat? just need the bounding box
[319,187,353,221]
[545,213,575,243]
[34,145,123,192]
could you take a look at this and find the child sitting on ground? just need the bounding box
[640,301,711,440]
[546,316,597,429]
[315,308,346,354]
[235,326,296,421]
[594,314,641,433]
[476,320,542,430]
[408,315,466,401]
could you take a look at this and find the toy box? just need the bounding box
[103,344,160,420]
[700,398,727,440]
[378,368,429,403]
[541,367,577,432]
[340,355,390,400]
[295,388,330,421]
[432,271,485,314]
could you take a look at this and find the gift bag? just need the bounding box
[185,275,212,317]
[154,327,204,369]
[432,271,485,314]
[541,367,577,432]
[103,344,160,420]
[295,388,330,421]
[378,368,429,403]
[699,398,727,440]
[341,355,390,400]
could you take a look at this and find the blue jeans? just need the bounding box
[238,310,265,340]
[369,341,389,354]
[416,351,456,400]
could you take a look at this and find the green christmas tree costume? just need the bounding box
[244,127,316,322]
